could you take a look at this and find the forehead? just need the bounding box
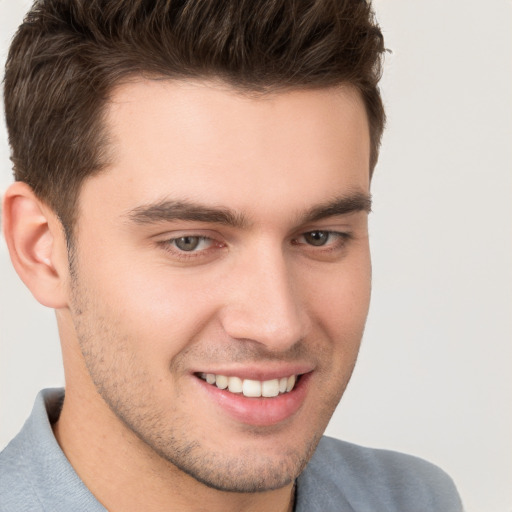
[81,79,370,220]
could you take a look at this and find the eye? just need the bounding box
[302,230,331,246]
[291,230,352,257]
[297,230,347,247]
[156,233,226,264]
[171,236,213,252]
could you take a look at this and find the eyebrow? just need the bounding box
[127,199,249,228]
[299,192,372,224]
[126,192,371,228]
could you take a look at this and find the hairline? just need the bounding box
[63,74,374,248]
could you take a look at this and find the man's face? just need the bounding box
[65,80,371,492]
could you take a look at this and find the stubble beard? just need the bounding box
[68,258,350,493]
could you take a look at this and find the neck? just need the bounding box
[53,383,295,512]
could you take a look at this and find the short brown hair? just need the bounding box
[4,0,386,236]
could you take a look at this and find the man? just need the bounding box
[0,1,463,511]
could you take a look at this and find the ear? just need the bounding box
[2,181,70,309]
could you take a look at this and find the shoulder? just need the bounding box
[0,389,64,511]
[0,422,43,512]
[296,436,464,512]
[0,389,105,512]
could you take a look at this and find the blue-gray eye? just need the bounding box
[303,231,329,246]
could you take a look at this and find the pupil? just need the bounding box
[305,231,328,246]
[175,236,200,251]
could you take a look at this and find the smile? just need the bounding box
[197,373,298,398]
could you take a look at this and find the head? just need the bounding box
[2,0,385,498]
[4,0,385,240]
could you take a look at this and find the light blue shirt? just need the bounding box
[0,389,463,511]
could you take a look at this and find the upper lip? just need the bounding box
[192,364,314,381]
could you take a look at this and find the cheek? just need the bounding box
[75,250,224,365]
[303,257,371,338]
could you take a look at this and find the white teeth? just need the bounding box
[286,375,296,392]
[228,376,243,393]
[199,373,299,397]
[261,379,279,397]
[215,375,228,389]
[242,379,261,397]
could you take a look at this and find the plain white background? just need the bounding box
[0,1,510,511]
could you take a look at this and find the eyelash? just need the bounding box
[159,230,352,261]
[159,236,223,260]
[291,230,352,250]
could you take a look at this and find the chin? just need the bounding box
[149,428,323,493]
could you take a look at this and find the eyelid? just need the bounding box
[155,229,227,261]
[290,230,353,257]
[153,226,221,238]
[293,229,352,243]
[172,235,215,251]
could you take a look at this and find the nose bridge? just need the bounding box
[221,244,308,350]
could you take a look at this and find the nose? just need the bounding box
[219,246,310,352]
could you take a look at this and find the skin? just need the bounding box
[3,80,371,512]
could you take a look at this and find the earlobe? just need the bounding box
[2,181,69,309]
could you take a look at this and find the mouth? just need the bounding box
[196,372,299,398]
[194,370,311,426]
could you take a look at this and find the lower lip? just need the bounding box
[196,373,311,427]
